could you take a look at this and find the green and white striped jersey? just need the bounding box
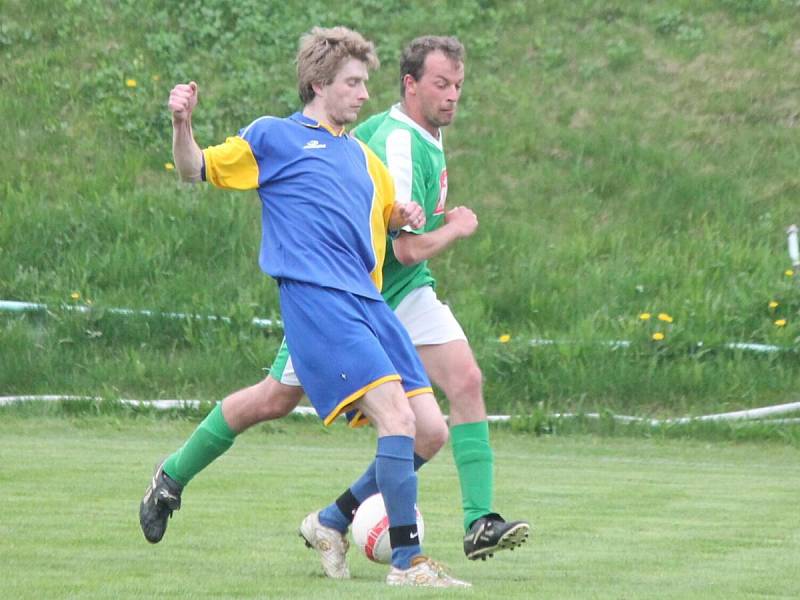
[354,104,449,309]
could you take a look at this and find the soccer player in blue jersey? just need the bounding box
[139,26,469,588]
[140,33,528,581]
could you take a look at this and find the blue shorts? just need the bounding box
[278,279,432,426]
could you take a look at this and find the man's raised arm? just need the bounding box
[168,81,203,183]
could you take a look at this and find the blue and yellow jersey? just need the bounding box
[201,112,396,298]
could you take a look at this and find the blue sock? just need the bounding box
[318,503,351,534]
[318,453,428,533]
[375,435,420,569]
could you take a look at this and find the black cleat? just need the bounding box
[463,513,530,560]
[139,461,183,543]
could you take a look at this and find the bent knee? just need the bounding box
[270,386,304,418]
[430,420,449,452]
[445,364,483,399]
[379,403,417,438]
[397,408,417,438]
[252,379,303,419]
[416,418,449,458]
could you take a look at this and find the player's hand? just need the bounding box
[168,81,198,122]
[396,201,426,230]
[445,205,478,238]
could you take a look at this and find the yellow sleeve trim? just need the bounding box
[202,136,259,190]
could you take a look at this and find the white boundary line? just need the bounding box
[5,228,799,353]
[0,300,278,329]
[1,300,795,354]
[2,395,798,426]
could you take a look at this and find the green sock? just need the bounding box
[451,420,494,532]
[162,402,235,487]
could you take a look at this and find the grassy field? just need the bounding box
[4,3,800,597]
[3,1,800,416]
[0,414,798,599]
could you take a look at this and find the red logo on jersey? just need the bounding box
[434,169,448,215]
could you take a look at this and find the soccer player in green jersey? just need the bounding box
[304,35,529,566]
[139,35,529,576]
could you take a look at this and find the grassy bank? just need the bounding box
[3,0,800,413]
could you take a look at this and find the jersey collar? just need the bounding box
[388,104,443,150]
[291,112,347,137]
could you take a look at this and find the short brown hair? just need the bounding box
[296,26,379,105]
[400,36,465,97]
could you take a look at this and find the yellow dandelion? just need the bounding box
[768,300,779,309]
[126,78,137,88]
[652,332,665,341]
[70,291,80,300]
[164,162,175,171]
[498,334,511,343]
[785,269,794,277]
[657,313,673,323]
[639,312,651,321]
[774,319,787,327]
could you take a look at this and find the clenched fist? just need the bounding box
[168,81,198,122]
[396,201,426,230]
[445,206,478,238]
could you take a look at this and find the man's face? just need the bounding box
[321,58,370,128]
[410,51,465,129]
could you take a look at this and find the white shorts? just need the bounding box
[394,285,467,347]
[271,285,466,387]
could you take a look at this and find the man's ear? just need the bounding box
[311,80,326,98]
[403,74,416,96]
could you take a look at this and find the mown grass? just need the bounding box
[3,397,800,449]
[0,415,798,599]
[3,0,800,416]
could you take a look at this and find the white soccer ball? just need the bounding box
[351,493,425,564]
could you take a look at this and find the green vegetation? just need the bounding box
[1,415,798,599]
[3,0,800,420]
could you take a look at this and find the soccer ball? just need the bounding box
[351,493,425,564]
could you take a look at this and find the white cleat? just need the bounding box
[386,556,472,588]
[299,511,350,579]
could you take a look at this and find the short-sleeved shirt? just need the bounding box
[354,104,448,309]
[202,112,432,423]
[202,112,396,299]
